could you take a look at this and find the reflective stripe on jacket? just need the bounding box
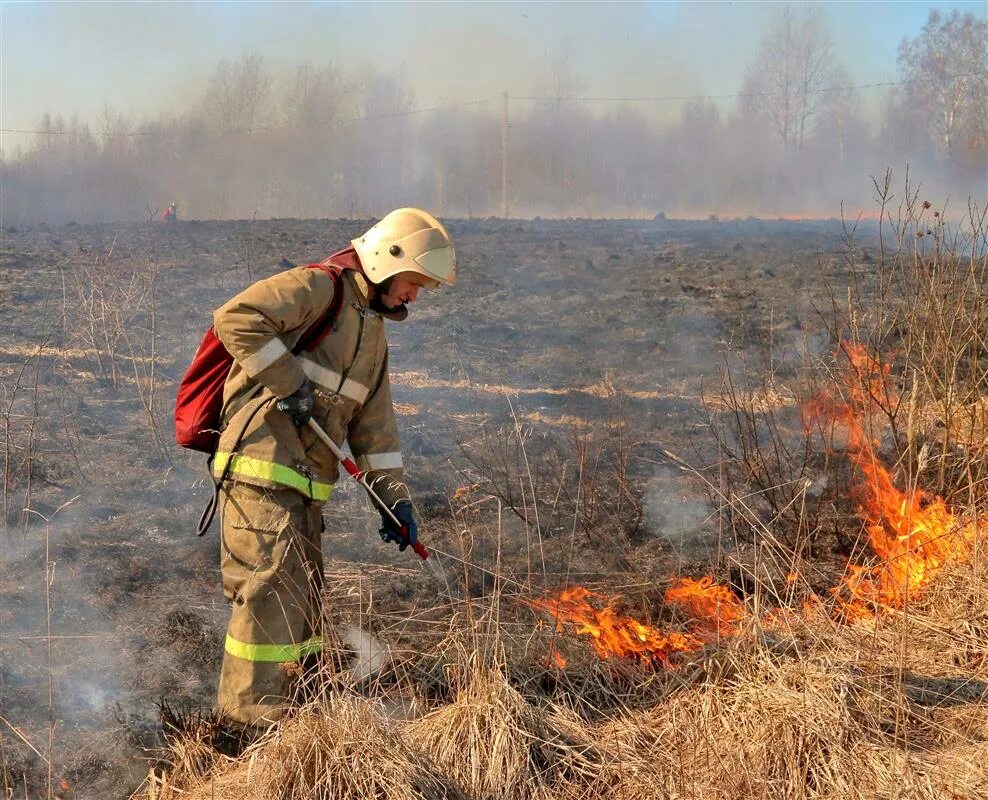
[211,259,411,510]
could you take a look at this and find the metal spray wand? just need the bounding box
[305,418,457,598]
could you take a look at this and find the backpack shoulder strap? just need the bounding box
[292,264,348,353]
[197,263,346,538]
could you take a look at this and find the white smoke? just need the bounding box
[645,465,718,561]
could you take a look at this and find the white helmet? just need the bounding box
[352,208,456,288]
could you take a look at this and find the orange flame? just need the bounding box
[846,341,897,407]
[665,576,745,634]
[837,425,975,618]
[807,343,975,618]
[529,586,704,666]
[532,343,977,668]
[530,578,746,666]
[549,649,567,669]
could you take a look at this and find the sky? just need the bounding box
[2,0,986,152]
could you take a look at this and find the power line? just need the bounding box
[515,72,985,103]
[255,96,499,131]
[0,97,501,138]
[2,72,983,138]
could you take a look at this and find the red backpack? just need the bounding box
[174,263,347,453]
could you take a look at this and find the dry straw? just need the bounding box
[407,663,602,800]
[150,694,465,800]
[140,550,988,800]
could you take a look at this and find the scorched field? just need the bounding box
[2,207,986,799]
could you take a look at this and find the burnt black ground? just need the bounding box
[0,216,859,798]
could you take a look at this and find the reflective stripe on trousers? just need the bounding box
[225,633,323,662]
[217,482,326,727]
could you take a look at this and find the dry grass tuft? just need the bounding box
[408,665,602,800]
[145,694,465,800]
[598,638,988,800]
[253,695,464,800]
[599,654,863,799]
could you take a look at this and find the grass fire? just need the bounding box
[2,191,986,800]
[4,4,987,797]
[534,340,984,673]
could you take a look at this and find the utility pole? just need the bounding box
[501,92,509,218]
[436,155,446,217]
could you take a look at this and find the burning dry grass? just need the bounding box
[142,387,988,797]
[140,550,988,800]
[582,556,988,799]
[143,391,988,797]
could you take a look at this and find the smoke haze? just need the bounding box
[1,2,985,223]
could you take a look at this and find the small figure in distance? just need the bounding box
[162,203,178,223]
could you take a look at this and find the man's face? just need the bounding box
[378,271,439,309]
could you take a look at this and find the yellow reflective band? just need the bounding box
[225,633,323,662]
[214,452,334,502]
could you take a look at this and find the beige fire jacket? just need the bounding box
[210,257,411,511]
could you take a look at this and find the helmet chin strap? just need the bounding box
[367,276,405,314]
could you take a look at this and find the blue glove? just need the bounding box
[276,379,315,426]
[379,501,417,552]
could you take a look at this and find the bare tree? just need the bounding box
[662,99,726,211]
[541,39,589,110]
[740,7,842,150]
[897,9,987,163]
[817,65,859,169]
[203,52,271,133]
[282,61,347,128]
[345,68,416,212]
[524,40,592,210]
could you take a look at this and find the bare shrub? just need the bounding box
[704,176,988,574]
[1,313,58,531]
[57,236,172,463]
[702,351,840,557]
[833,173,988,507]
[459,397,646,560]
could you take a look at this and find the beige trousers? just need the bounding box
[216,482,325,727]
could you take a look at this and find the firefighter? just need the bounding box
[208,208,456,747]
[162,203,178,222]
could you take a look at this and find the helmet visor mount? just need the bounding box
[414,246,455,288]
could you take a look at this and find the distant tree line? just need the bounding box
[2,8,985,224]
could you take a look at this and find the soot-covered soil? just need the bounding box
[0,216,856,797]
